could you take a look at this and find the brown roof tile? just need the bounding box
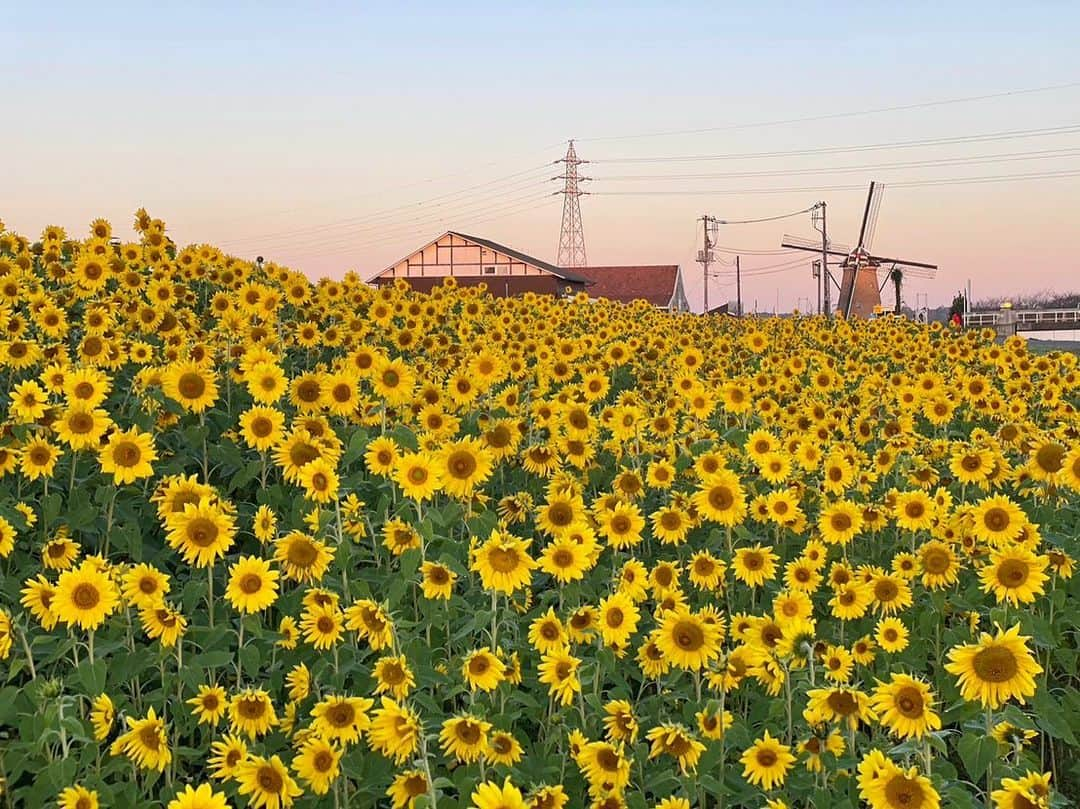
[573,265,680,307]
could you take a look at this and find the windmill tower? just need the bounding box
[781,182,938,317]
[556,140,589,268]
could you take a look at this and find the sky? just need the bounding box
[3,1,1079,312]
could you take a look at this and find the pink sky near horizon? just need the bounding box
[3,3,1079,312]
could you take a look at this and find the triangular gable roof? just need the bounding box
[371,231,591,284]
[574,265,680,307]
[451,232,591,284]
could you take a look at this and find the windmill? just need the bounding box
[781,182,938,317]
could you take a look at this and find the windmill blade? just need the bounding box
[866,254,937,274]
[855,181,884,252]
[864,183,884,253]
[780,234,851,255]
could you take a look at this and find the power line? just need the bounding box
[577,81,1080,143]
[216,164,554,247]
[594,147,1080,181]
[223,181,553,252]
[711,206,817,225]
[590,124,1080,164]
[590,168,1080,196]
[269,196,560,264]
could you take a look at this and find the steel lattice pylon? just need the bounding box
[555,140,588,268]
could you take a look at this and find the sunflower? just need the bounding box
[819,500,863,545]
[89,693,114,741]
[42,535,80,570]
[733,544,778,588]
[870,673,941,740]
[970,495,1027,545]
[603,700,639,744]
[207,733,249,781]
[599,501,645,549]
[239,406,285,452]
[386,770,430,809]
[140,603,187,648]
[805,687,877,731]
[945,624,1043,709]
[58,786,100,809]
[20,437,62,480]
[162,361,219,413]
[292,736,341,796]
[54,561,120,630]
[462,647,504,692]
[438,437,494,498]
[244,361,288,404]
[918,540,961,589]
[165,498,235,568]
[9,379,49,423]
[165,784,231,809]
[864,762,941,809]
[187,684,227,726]
[528,608,567,654]
[372,654,416,699]
[343,599,394,649]
[367,697,422,765]
[440,715,492,763]
[893,490,935,532]
[225,556,279,614]
[228,689,278,739]
[109,707,172,772]
[655,608,720,671]
[274,531,333,583]
[235,755,303,809]
[990,771,1053,809]
[693,470,747,526]
[471,531,536,594]
[646,723,706,774]
[688,551,725,591]
[538,646,581,706]
[393,451,441,501]
[98,427,157,485]
[301,604,345,650]
[740,730,796,790]
[469,778,529,809]
[980,546,1048,606]
[539,538,590,584]
[876,617,910,653]
[578,741,632,795]
[598,592,640,648]
[484,730,523,767]
[419,560,457,599]
[117,564,168,610]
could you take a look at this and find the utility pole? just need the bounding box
[698,215,713,313]
[812,260,822,314]
[735,255,742,317]
[818,202,831,316]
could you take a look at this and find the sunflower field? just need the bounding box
[0,212,1078,809]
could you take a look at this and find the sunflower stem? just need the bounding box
[17,625,36,680]
[207,565,215,629]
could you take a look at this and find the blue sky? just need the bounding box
[4,2,1079,308]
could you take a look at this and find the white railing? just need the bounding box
[966,308,1080,328]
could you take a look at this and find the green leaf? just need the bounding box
[957,732,997,782]
[1030,689,1078,744]
[77,659,107,695]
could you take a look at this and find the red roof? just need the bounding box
[574,265,680,307]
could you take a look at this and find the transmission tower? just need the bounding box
[555,140,589,267]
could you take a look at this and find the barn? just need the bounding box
[369,231,590,298]
[370,231,689,311]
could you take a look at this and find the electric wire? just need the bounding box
[576,81,1080,142]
